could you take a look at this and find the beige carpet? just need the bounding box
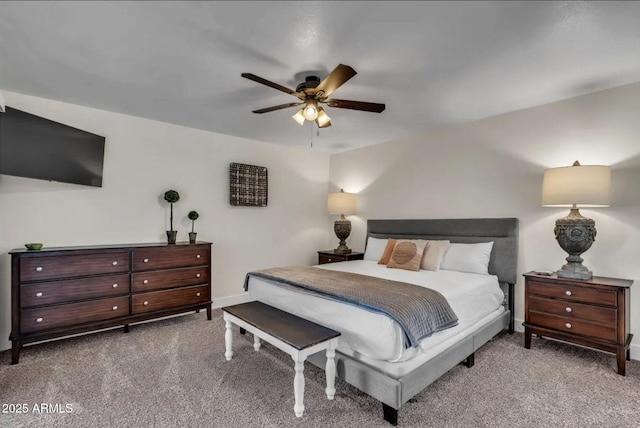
[1,309,639,427]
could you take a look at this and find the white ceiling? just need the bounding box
[1,1,640,153]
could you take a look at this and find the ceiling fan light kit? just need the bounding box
[241,64,385,130]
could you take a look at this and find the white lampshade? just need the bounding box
[292,109,305,126]
[542,161,611,207]
[327,188,356,215]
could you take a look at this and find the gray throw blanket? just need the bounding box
[244,266,458,348]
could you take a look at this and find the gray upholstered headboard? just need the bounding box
[367,218,519,285]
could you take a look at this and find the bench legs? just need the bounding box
[292,357,306,417]
[325,342,337,400]
[224,320,234,361]
[254,335,261,351]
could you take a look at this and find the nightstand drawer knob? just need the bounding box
[565,290,572,296]
[565,323,572,329]
[112,261,118,266]
[196,292,201,297]
[35,266,43,272]
[143,279,149,284]
[565,307,572,313]
[143,258,149,263]
[196,254,201,259]
[143,301,149,306]
[328,258,333,262]
[112,306,118,311]
[36,317,43,323]
[36,292,43,297]
[196,273,201,278]
[112,283,118,288]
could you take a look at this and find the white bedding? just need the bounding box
[246,260,504,363]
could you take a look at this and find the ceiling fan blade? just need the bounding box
[241,73,304,99]
[325,98,386,113]
[252,102,303,114]
[314,64,357,98]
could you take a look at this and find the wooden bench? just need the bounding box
[222,301,341,418]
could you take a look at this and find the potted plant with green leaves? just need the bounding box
[164,189,180,244]
[188,210,199,244]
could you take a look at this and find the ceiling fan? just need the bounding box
[241,64,385,129]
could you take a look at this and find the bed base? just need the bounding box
[307,309,510,425]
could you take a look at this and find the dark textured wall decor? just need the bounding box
[229,163,268,207]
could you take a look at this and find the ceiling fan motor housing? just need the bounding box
[296,76,321,93]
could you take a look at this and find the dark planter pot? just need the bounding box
[166,230,177,244]
[188,232,197,244]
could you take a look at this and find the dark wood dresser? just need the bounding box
[10,242,212,364]
[317,250,364,265]
[523,272,633,375]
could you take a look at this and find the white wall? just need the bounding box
[330,82,640,354]
[0,91,332,352]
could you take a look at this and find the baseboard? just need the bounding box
[212,292,250,309]
[513,317,639,361]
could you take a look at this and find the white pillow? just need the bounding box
[363,237,388,261]
[440,242,494,275]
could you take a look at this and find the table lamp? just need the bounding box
[327,189,356,254]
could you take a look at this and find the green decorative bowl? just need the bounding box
[25,243,43,251]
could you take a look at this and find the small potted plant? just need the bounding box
[188,210,199,244]
[163,189,180,244]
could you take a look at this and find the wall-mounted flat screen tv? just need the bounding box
[0,107,105,187]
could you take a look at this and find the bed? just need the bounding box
[245,218,518,425]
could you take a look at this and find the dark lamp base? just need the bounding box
[553,208,596,281]
[333,246,352,255]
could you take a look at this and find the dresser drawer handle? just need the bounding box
[112,306,118,311]
[143,258,149,263]
[196,292,201,297]
[328,258,333,262]
[565,290,572,296]
[35,266,43,272]
[112,261,118,266]
[143,279,149,284]
[112,283,118,288]
[565,323,572,329]
[196,254,201,259]
[565,307,572,313]
[196,273,201,278]
[36,292,43,297]
[143,301,149,306]
[36,317,43,323]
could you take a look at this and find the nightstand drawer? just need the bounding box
[528,295,616,324]
[529,311,616,342]
[528,281,616,307]
[319,254,346,264]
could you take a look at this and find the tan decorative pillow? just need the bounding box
[421,240,451,271]
[377,239,397,265]
[386,239,428,271]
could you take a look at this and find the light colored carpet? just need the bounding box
[1,309,639,427]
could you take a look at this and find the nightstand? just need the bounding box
[317,250,364,265]
[523,272,633,375]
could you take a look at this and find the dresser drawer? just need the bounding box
[528,295,616,325]
[132,285,209,314]
[528,281,616,307]
[529,311,616,342]
[132,245,209,271]
[20,252,130,282]
[21,296,130,333]
[20,274,130,308]
[132,266,208,292]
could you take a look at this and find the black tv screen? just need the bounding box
[0,107,105,187]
